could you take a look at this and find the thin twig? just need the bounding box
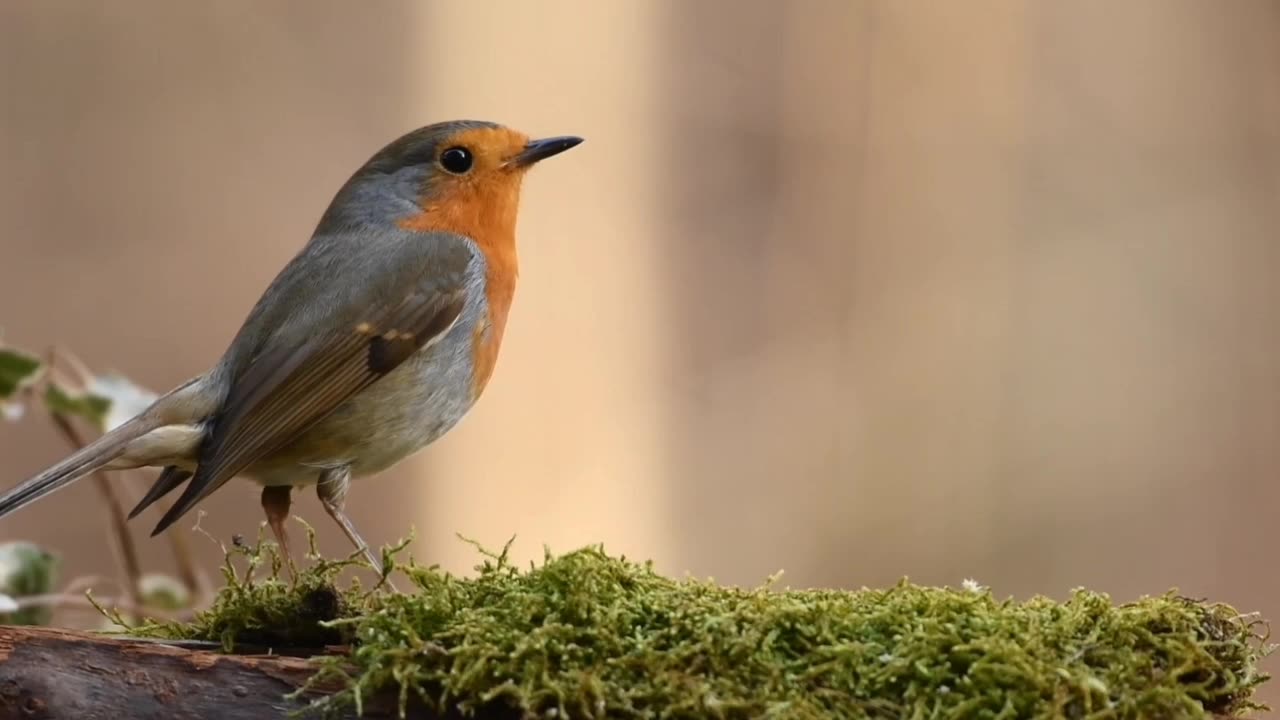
[47,574,113,626]
[13,592,189,623]
[191,510,228,556]
[59,575,117,597]
[40,347,84,395]
[52,345,96,388]
[45,393,145,612]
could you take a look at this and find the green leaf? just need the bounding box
[43,372,158,433]
[0,541,59,626]
[44,381,111,429]
[0,347,42,399]
[0,346,44,421]
[87,372,159,432]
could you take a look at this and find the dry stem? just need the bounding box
[46,411,144,612]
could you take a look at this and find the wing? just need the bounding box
[149,231,473,535]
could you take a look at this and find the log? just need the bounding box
[0,625,425,719]
[0,624,1248,720]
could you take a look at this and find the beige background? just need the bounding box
[1,0,1278,703]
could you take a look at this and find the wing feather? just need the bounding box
[149,232,473,535]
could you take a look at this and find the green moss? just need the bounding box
[121,528,1272,720]
[115,524,371,650]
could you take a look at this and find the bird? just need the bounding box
[0,119,582,576]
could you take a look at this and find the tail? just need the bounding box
[0,376,211,521]
[127,465,193,520]
[0,415,163,519]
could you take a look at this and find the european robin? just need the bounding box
[0,120,583,575]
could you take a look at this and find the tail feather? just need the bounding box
[128,465,193,520]
[0,416,159,519]
[0,374,212,522]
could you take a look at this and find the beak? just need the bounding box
[507,135,584,168]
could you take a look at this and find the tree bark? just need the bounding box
[0,625,423,719]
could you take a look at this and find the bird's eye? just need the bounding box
[439,146,474,174]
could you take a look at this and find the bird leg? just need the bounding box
[317,467,397,590]
[260,485,296,581]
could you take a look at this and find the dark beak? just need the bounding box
[508,135,584,168]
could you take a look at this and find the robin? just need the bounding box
[0,119,583,576]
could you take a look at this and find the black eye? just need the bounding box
[439,146,473,174]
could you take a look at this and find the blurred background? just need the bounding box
[1,0,1278,697]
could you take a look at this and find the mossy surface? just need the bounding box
[123,529,1272,720]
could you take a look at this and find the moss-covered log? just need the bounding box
[0,623,1255,720]
[2,532,1268,719]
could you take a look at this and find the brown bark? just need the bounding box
[0,625,428,719]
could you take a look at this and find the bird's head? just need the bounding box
[320,120,583,240]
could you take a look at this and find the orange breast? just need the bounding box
[467,256,516,400]
[397,167,521,402]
